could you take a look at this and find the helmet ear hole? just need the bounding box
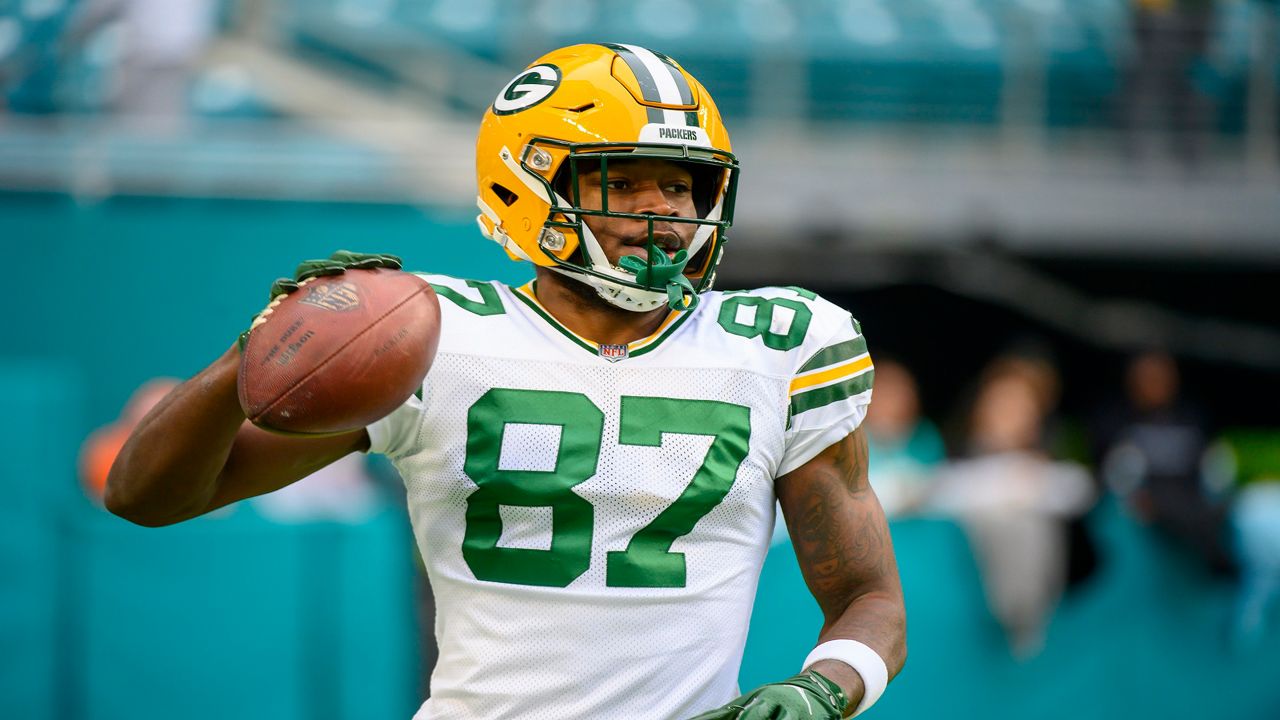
[491,183,519,207]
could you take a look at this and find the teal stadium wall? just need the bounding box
[4,193,1279,719]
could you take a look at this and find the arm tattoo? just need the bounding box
[782,430,894,616]
[778,429,908,678]
[830,427,869,494]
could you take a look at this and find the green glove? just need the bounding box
[686,671,848,720]
[238,250,403,350]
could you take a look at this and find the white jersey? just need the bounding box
[367,276,874,720]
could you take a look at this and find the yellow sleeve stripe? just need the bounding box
[789,354,873,394]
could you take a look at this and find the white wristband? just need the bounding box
[802,639,888,717]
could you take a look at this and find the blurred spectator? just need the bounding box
[81,377,385,523]
[1094,351,1235,575]
[942,341,1068,456]
[1230,481,1280,649]
[1120,0,1218,166]
[864,359,944,516]
[1222,430,1280,648]
[252,453,383,524]
[1,2,76,113]
[79,377,180,502]
[63,0,218,126]
[931,363,1095,658]
[980,344,1101,587]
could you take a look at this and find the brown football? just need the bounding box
[237,268,440,435]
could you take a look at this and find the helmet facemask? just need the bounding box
[523,139,739,313]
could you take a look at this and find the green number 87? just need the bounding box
[461,388,751,589]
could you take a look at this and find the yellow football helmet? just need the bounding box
[475,43,739,312]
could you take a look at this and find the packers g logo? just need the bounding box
[493,64,561,115]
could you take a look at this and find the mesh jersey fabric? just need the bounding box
[367,275,874,720]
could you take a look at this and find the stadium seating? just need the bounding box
[7,0,1271,134]
[258,0,1268,131]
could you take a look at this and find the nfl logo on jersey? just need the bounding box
[598,343,628,363]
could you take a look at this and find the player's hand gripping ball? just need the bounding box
[237,251,440,435]
[686,671,848,720]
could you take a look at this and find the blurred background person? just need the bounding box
[1230,478,1280,650]
[250,453,385,524]
[1094,350,1235,576]
[975,344,1104,588]
[1,0,75,113]
[968,343,1066,453]
[930,360,1095,657]
[78,377,180,503]
[863,358,944,517]
[79,376,388,524]
[1120,0,1219,165]
[1221,430,1280,650]
[62,0,218,127]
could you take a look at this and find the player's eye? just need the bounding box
[665,181,692,194]
[605,178,629,191]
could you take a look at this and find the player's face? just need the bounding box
[576,158,698,264]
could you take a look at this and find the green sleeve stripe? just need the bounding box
[798,336,868,374]
[789,369,874,417]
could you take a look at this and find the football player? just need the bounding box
[105,44,906,719]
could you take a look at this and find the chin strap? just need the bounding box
[619,247,698,312]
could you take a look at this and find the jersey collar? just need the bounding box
[509,281,694,361]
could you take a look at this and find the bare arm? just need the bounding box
[775,427,907,709]
[104,344,369,527]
